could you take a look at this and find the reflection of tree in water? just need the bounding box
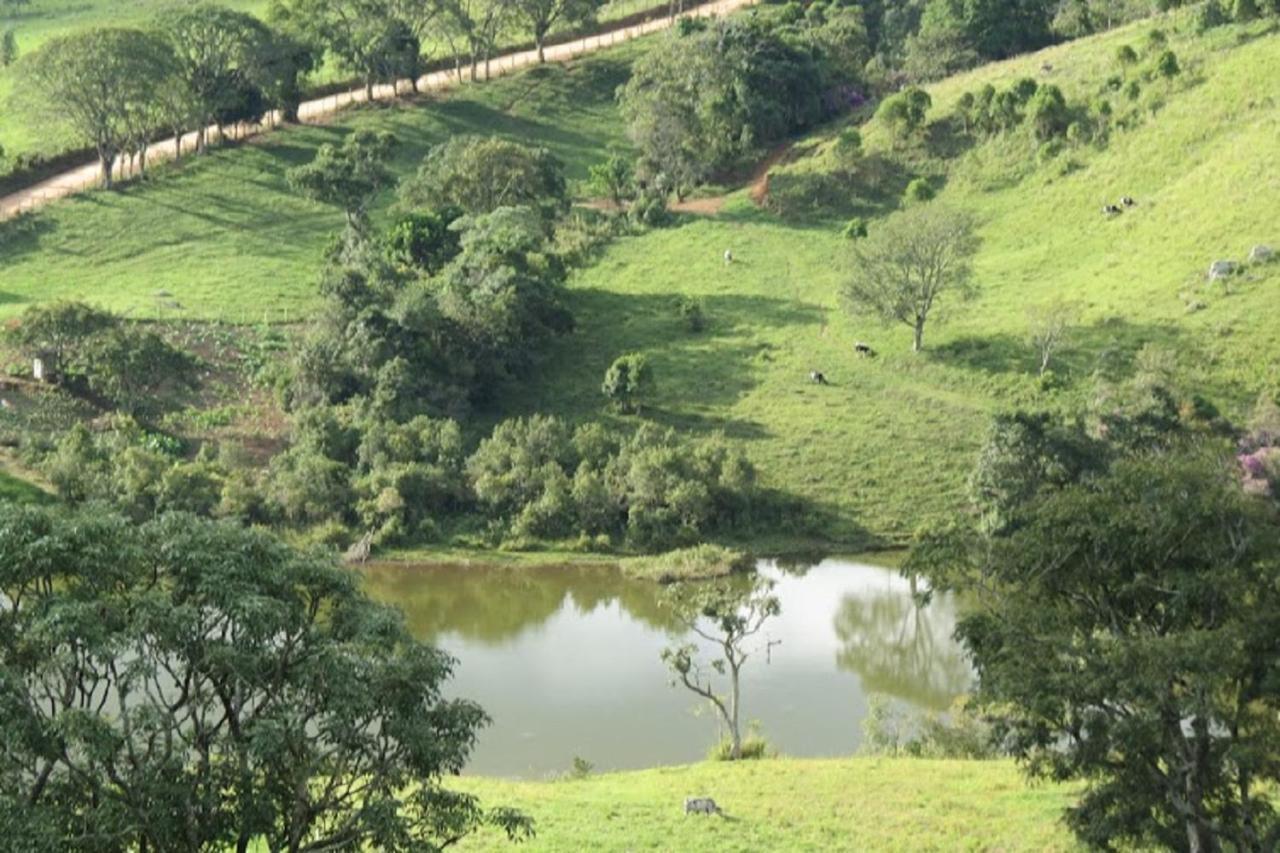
[833,580,972,710]
[361,563,680,645]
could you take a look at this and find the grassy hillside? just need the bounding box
[451,758,1081,851]
[0,42,637,321]
[0,0,654,167]
[2,13,1278,545]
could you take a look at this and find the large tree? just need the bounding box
[0,504,531,852]
[910,449,1280,852]
[157,4,276,152]
[15,27,172,187]
[399,135,568,221]
[841,204,980,352]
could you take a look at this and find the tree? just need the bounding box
[876,86,932,144]
[841,205,980,352]
[910,449,1280,852]
[157,4,275,153]
[1026,297,1080,375]
[514,0,599,62]
[601,352,653,413]
[587,150,634,208]
[661,577,781,760]
[15,28,171,187]
[1157,49,1181,79]
[0,504,532,852]
[1026,83,1069,140]
[287,128,397,229]
[7,300,117,378]
[80,326,199,416]
[273,0,421,99]
[399,135,569,221]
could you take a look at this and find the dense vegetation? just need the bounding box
[2,2,1280,847]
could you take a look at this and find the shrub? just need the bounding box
[903,177,935,204]
[1156,50,1181,79]
[707,722,772,761]
[843,217,868,240]
[602,353,654,413]
[620,544,749,583]
[1115,44,1138,67]
[675,296,707,332]
[1027,84,1069,140]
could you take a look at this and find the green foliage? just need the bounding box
[842,216,868,240]
[707,723,772,761]
[601,352,653,412]
[1026,84,1069,140]
[272,0,422,96]
[876,86,932,143]
[902,176,935,203]
[287,127,397,227]
[1156,48,1181,78]
[586,149,635,207]
[0,503,530,851]
[841,204,980,352]
[675,296,707,332]
[0,28,17,67]
[1114,43,1138,66]
[860,693,1000,760]
[619,18,826,197]
[7,300,116,375]
[911,448,1280,851]
[384,206,464,274]
[661,576,781,760]
[79,327,199,417]
[620,543,748,583]
[14,26,172,186]
[399,135,569,222]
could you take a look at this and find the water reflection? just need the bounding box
[361,557,972,777]
[832,577,972,710]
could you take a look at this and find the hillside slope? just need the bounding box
[450,758,1081,852]
[2,13,1277,546]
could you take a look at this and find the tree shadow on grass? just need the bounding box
[0,212,55,263]
[928,318,1196,383]
[494,287,823,433]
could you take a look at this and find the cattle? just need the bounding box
[1102,204,1122,217]
[810,370,828,386]
[1121,196,1136,207]
[854,342,876,358]
[684,797,722,816]
[724,249,734,265]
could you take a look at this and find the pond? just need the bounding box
[361,557,971,778]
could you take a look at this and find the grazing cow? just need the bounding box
[1102,204,1122,217]
[684,797,722,816]
[1121,196,1136,207]
[854,342,876,358]
[724,249,734,265]
[1041,62,1054,74]
[810,370,829,385]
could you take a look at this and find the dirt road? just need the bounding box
[0,0,755,220]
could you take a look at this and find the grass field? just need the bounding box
[450,758,1081,851]
[0,464,48,502]
[0,0,657,168]
[2,13,1279,546]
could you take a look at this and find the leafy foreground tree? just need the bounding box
[910,450,1280,852]
[0,504,532,852]
[841,204,980,353]
[661,577,781,760]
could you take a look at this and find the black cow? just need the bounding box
[854,342,876,358]
[1121,196,1136,207]
[1102,204,1122,217]
[810,370,828,386]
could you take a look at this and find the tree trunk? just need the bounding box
[913,317,925,353]
[365,79,374,101]
[537,31,546,63]
[729,660,742,759]
[470,53,478,81]
[100,152,115,189]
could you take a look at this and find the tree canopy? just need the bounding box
[0,502,531,851]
